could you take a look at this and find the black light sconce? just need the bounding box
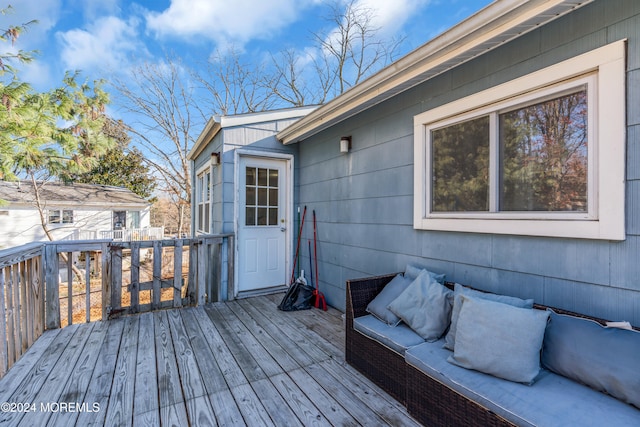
[211,151,221,165]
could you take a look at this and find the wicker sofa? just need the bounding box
[345,273,640,427]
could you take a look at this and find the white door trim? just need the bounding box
[233,149,294,297]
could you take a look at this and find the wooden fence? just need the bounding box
[0,234,234,378]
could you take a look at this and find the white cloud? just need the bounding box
[145,0,313,46]
[56,16,148,75]
[354,0,431,36]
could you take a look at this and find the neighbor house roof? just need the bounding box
[188,105,319,160]
[277,0,593,144]
[0,181,150,208]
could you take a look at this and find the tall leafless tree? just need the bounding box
[196,46,278,115]
[113,56,203,237]
[271,0,405,106]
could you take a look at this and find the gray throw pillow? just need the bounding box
[443,283,534,350]
[404,264,446,284]
[387,270,453,341]
[542,310,640,409]
[365,274,411,326]
[448,295,549,384]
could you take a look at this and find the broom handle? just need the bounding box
[290,206,306,284]
[313,210,319,290]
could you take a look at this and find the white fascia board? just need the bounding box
[277,0,593,145]
[219,106,318,128]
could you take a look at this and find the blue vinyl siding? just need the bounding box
[296,0,640,324]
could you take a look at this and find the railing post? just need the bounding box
[44,244,61,330]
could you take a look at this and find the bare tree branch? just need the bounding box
[112,55,203,236]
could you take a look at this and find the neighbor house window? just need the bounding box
[414,41,626,240]
[196,166,211,233]
[49,209,74,224]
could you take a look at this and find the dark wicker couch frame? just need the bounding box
[345,273,638,427]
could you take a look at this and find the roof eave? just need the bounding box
[188,116,222,160]
[277,0,592,145]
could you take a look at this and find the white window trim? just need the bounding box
[413,40,626,240]
[48,209,74,225]
[196,161,213,234]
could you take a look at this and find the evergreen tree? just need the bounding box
[70,118,157,201]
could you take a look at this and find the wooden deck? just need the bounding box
[0,294,420,427]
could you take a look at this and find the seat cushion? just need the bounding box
[353,315,424,354]
[406,340,640,427]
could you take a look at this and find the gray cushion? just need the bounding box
[449,295,549,384]
[365,274,411,326]
[406,340,640,427]
[387,270,453,341]
[542,310,640,409]
[404,264,445,284]
[444,283,534,350]
[353,314,424,354]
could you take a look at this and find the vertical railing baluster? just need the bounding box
[130,242,140,314]
[85,252,91,323]
[152,240,161,310]
[173,240,183,307]
[12,264,22,356]
[67,253,73,326]
[0,268,8,377]
[45,244,61,330]
[101,242,111,321]
[111,245,122,317]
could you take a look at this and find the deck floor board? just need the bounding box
[0,294,419,426]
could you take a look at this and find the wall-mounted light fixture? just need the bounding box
[211,151,221,165]
[340,136,352,153]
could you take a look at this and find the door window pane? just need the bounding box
[246,167,256,185]
[269,169,278,187]
[258,187,268,206]
[431,116,490,212]
[246,167,279,226]
[258,168,267,186]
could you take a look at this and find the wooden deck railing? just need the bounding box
[0,243,44,379]
[0,234,234,378]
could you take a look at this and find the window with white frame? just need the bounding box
[48,209,74,224]
[196,166,212,234]
[413,41,626,240]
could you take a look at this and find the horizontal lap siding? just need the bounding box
[297,0,640,324]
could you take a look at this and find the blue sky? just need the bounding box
[4,0,493,127]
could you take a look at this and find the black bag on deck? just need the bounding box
[278,279,314,311]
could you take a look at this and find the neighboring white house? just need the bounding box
[0,181,153,249]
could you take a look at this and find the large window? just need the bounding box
[414,41,626,240]
[196,166,211,233]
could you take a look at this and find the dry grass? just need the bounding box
[59,248,189,327]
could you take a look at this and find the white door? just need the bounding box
[237,156,289,293]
